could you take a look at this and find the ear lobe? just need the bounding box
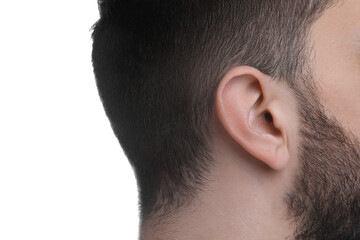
[215,66,289,171]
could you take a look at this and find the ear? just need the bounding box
[215,66,291,171]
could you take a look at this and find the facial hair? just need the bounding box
[284,79,360,240]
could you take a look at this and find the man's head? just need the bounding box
[91,0,360,239]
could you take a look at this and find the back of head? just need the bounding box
[91,0,339,225]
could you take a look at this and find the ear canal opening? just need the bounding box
[262,110,281,136]
[264,111,273,123]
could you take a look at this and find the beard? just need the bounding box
[284,75,360,240]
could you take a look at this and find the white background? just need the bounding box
[0,1,139,239]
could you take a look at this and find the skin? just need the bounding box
[311,0,360,137]
[140,0,360,239]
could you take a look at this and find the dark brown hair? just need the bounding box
[91,0,340,223]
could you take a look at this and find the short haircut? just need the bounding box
[91,0,340,223]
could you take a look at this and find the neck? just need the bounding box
[139,159,296,240]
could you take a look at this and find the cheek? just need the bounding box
[314,55,360,136]
[309,0,360,137]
